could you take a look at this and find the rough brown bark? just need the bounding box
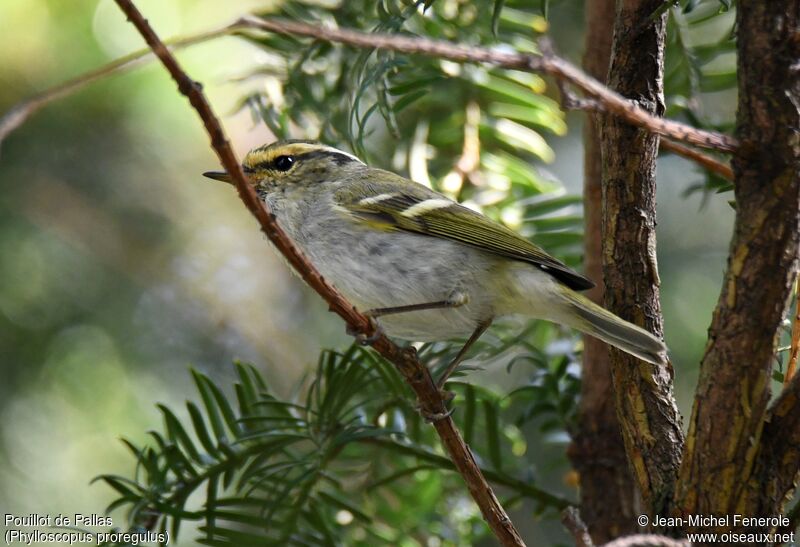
[599,0,684,518]
[675,0,800,532]
[569,0,640,541]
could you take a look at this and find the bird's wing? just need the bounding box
[334,170,594,291]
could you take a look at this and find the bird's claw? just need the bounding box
[346,315,382,346]
[415,393,456,423]
[418,406,455,424]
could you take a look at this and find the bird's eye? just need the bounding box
[274,155,295,172]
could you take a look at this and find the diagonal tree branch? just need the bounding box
[553,81,734,182]
[111,1,525,545]
[0,14,738,159]
[240,15,737,154]
[658,139,733,182]
[599,0,684,518]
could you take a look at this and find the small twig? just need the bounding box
[659,139,734,182]
[558,83,601,112]
[601,535,689,547]
[240,15,737,153]
[112,1,525,545]
[544,37,604,114]
[784,276,800,386]
[561,507,595,547]
[0,22,244,150]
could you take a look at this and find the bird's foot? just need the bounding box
[418,405,455,424]
[346,315,382,346]
[416,391,455,423]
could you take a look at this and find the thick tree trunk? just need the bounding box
[675,0,800,534]
[599,0,684,518]
[569,0,639,541]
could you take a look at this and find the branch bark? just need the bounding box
[675,0,800,531]
[553,88,734,181]
[569,0,640,541]
[600,0,684,518]
[658,139,733,182]
[111,1,525,545]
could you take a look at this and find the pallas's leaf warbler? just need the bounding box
[204,140,667,380]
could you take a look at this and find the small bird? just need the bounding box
[204,140,666,383]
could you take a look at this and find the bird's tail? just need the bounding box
[560,291,667,365]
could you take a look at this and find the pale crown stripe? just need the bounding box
[358,193,397,206]
[400,198,454,218]
[318,145,365,164]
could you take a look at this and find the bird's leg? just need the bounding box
[365,291,492,388]
[435,319,492,390]
[362,292,491,416]
[349,291,469,347]
[414,319,492,423]
[346,316,383,346]
[365,290,469,317]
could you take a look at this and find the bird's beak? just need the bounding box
[202,170,234,184]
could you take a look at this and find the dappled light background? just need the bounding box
[0,0,350,529]
[0,0,738,543]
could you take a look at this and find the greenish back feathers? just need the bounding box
[335,170,594,291]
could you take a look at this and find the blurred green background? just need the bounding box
[0,0,738,544]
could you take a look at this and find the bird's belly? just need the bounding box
[299,225,497,341]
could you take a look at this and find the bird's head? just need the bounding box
[203,140,365,191]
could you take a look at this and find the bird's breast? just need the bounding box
[268,197,499,341]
